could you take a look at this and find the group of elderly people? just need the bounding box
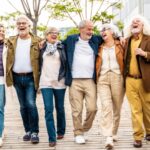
[0,14,150,149]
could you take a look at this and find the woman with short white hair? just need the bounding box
[39,27,66,147]
[96,23,125,149]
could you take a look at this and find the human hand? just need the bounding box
[135,48,147,57]
[119,37,126,47]
[39,39,46,49]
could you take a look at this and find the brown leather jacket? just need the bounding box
[96,40,124,82]
[124,34,150,92]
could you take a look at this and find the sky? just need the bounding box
[0,0,118,29]
[0,0,74,28]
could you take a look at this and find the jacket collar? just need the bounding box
[8,32,37,47]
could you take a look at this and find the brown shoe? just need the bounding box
[145,134,150,141]
[133,140,142,148]
[57,135,64,140]
[49,142,56,147]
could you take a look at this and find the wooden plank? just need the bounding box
[1,88,149,150]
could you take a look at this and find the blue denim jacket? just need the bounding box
[63,34,103,86]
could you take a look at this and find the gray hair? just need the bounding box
[124,15,150,38]
[78,20,93,29]
[44,27,59,37]
[100,23,120,38]
[16,15,32,27]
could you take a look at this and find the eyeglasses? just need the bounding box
[48,32,59,35]
[17,22,27,25]
[100,27,111,32]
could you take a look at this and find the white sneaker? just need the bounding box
[105,136,114,149]
[84,132,89,141]
[74,135,85,144]
[2,131,5,140]
[113,135,118,142]
[0,138,3,147]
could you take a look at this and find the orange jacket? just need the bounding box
[96,40,124,82]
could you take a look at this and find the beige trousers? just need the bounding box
[97,72,124,136]
[126,77,150,140]
[69,79,97,136]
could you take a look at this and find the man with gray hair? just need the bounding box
[124,15,150,148]
[63,20,103,144]
[6,15,41,144]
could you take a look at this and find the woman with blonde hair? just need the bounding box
[39,27,66,147]
[96,24,125,149]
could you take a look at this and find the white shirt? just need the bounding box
[101,46,121,75]
[39,50,66,89]
[0,77,4,85]
[72,37,95,78]
[13,37,32,73]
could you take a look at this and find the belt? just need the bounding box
[127,74,142,79]
[13,72,33,76]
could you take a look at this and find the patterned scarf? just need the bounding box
[45,41,60,55]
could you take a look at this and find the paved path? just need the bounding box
[1,88,150,150]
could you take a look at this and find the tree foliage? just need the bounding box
[47,0,123,27]
[0,0,124,37]
[4,0,49,35]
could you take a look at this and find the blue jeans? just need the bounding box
[41,88,66,142]
[13,73,39,133]
[0,84,5,137]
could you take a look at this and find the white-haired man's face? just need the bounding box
[79,21,93,40]
[131,18,143,34]
[16,18,30,37]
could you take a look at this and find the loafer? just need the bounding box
[145,134,150,141]
[133,140,142,148]
[49,142,56,147]
[57,135,64,140]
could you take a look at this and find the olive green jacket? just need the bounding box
[6,33,41,89]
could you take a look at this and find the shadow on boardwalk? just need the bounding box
[1,88,150,150]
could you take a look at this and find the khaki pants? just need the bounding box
[126,77,150,140]
[69,79,97,136]
[97,72,124,136]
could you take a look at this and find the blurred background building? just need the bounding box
[114,0,150,25]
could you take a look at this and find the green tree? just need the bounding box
[0,11,21,36]
[5,0,49,35]
[47,0,123,27]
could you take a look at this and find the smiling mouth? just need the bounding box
[133,25,138,29]
[19,28,26,31]
[102,34,107,38]
[51,37,57,40]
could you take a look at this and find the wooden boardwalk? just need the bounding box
[1,88,150,150]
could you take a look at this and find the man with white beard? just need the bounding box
[124,15,150,148]
[6,15,41,144]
